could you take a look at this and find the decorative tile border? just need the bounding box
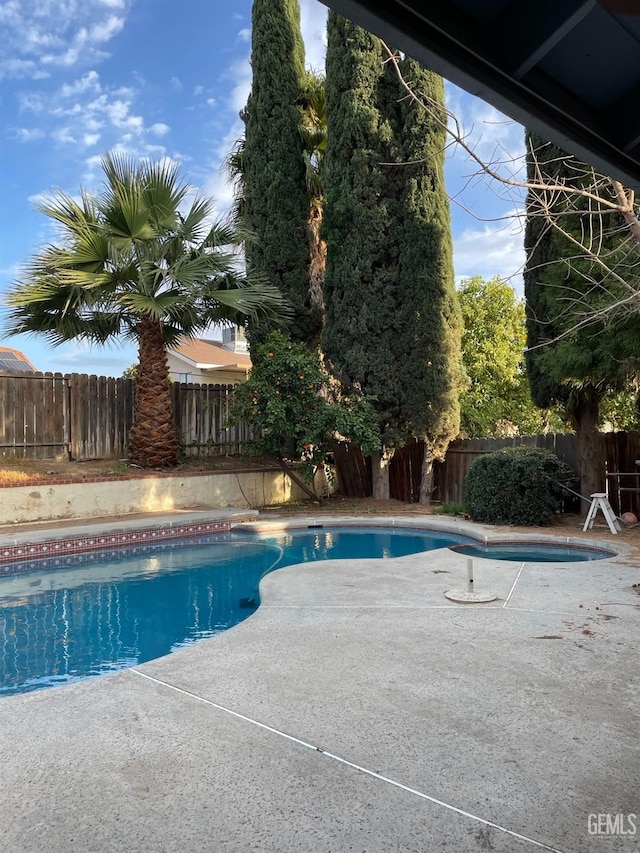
[0,532,238,577]
[0,520,232,575]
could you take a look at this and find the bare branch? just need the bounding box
[380,41,640,234]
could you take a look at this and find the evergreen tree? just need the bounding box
[323,14,463,502]
[524,132,640,498]
[242,0,321,346]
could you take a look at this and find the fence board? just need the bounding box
[0,372,69,458]
[0,375,17,457]
[177,383,257,456]
[604,431,640,516]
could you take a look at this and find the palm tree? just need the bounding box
[5,153,290,468]
[298,72,327,327]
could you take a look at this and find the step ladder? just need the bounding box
[583,493,620,535]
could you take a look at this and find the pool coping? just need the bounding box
[0,510,631,576]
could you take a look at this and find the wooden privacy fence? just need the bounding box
[172,381,256,457]
[335,432,640,516]
[437,433,640,516]
[333,438,425,503]
[0,372,256,461]
[435,434,582,507]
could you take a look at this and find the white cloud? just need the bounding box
[10,127,45,142]
[27,190,52,207]
[193,85,204,96]
[237,28,250,42]
[453,215,526,295]
[299,0,327,72]
[206,98,216,107]
[89,15,124,43]
[51,127,77,144]
[18,92,45,113]
[0,1,130,79]
[1,58,48,79]
[226,57,251,114]
[13,67,172,167]
[149,122,170,137]
[59,70,101,97]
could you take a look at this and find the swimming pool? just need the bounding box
[452,542,612,562]
[0,527,471,696]
[0,526,613,696]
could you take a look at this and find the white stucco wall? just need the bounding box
[0,468,331,524]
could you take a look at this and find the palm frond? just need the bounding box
[179,195,215,243]
[6,151,292,358]
[205,280,293,323]
[140,158,190,227]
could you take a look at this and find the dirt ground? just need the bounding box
[0,454,279,484]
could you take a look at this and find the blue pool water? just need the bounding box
[452,543,613,562]
[0,527,468,696]
[0,527,613,696]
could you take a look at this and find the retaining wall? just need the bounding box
[0,468,330,524]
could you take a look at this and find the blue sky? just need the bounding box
[0,0,527,377]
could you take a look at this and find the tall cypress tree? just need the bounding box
[323,14,462,502]
[390,57,463,503]
[243,0,321,345]
[524,132,640,498]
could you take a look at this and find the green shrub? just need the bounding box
[464,446,577,526]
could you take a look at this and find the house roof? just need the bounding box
[0,345,37,373]
[322,0,640,189]
[170,338,251,371]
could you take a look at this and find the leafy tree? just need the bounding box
[322,14,463,503]
[599,385,640,432]
[524,133,640,497]
[5,154,289,469]
[458,275,563,437]
[231,331,380,479]
[242,0,320,346]
[122,363,138,380]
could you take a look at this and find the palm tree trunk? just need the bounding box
[307,202,326,350]
[308,203,326,314]
[128,317,180,468]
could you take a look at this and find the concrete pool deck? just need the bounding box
[1,514,639,852]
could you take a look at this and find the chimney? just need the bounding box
[221,325,248,354]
